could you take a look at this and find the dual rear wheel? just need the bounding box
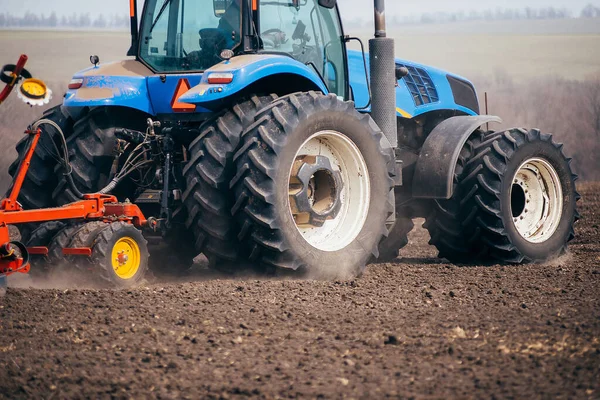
[184,92,395,277]
[229,92,396,277]
[425,128,579,264]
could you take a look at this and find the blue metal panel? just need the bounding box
[347,50,478,118]
[62,56,325,116]
[178,54,328,106]
[64,75,155,115]
[146,73,205,115]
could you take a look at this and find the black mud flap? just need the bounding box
[412,115,501,199]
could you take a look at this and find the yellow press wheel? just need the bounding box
[90,222,149,288]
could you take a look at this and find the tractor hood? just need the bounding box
[347,50,480,118]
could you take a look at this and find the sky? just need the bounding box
[2,0,599,21]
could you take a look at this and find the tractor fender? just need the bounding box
[412,115,502,199]
[63,60,154,115]
[178,55,328,106]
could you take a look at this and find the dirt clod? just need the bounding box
[384,335,400,345]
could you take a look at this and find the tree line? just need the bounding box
[0,12,129,29]
[1,4,599,30]
[419,4,600,23]
[347,4,600,28]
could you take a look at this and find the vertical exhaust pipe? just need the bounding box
[373,0,387,38]
[127,0,139,56]
[369,0,397,148]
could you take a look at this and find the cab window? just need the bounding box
[139,0,242,72]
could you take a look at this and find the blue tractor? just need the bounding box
[7,0,578,284]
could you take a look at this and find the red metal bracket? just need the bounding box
[27,246,49,256]
[62,248,92,257]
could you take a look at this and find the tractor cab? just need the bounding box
[137,0,347,97]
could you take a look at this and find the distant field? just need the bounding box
[1,18,599,82]
[349,18,600,81]
[377,34,600,81]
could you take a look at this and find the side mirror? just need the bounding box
[318,0,336,9]
[90,55,100,66]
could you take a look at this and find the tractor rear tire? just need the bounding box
[89,222,149,288]
[52,107,147,205]
[424,130,504,262]
[182,95,277,266]
[458,129,579,263]
[230,92,395,277]
[25,221,66,282]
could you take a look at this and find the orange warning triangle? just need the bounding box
[171,79,196,113]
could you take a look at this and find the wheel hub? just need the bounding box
[289,155,344,227]
[116,251,129,266]
[111,237,141,280]
[287,130,370,253]
[511,158,563,243]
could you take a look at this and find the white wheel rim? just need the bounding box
[511,157,563,243]
[288,131,370,252]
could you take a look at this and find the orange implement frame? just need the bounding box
[0,127,148,277]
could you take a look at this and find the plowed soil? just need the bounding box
[1,183,599,399]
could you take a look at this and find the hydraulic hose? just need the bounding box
[98,178,119,195]
[31,118,85,199]
[29,120,150,198]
